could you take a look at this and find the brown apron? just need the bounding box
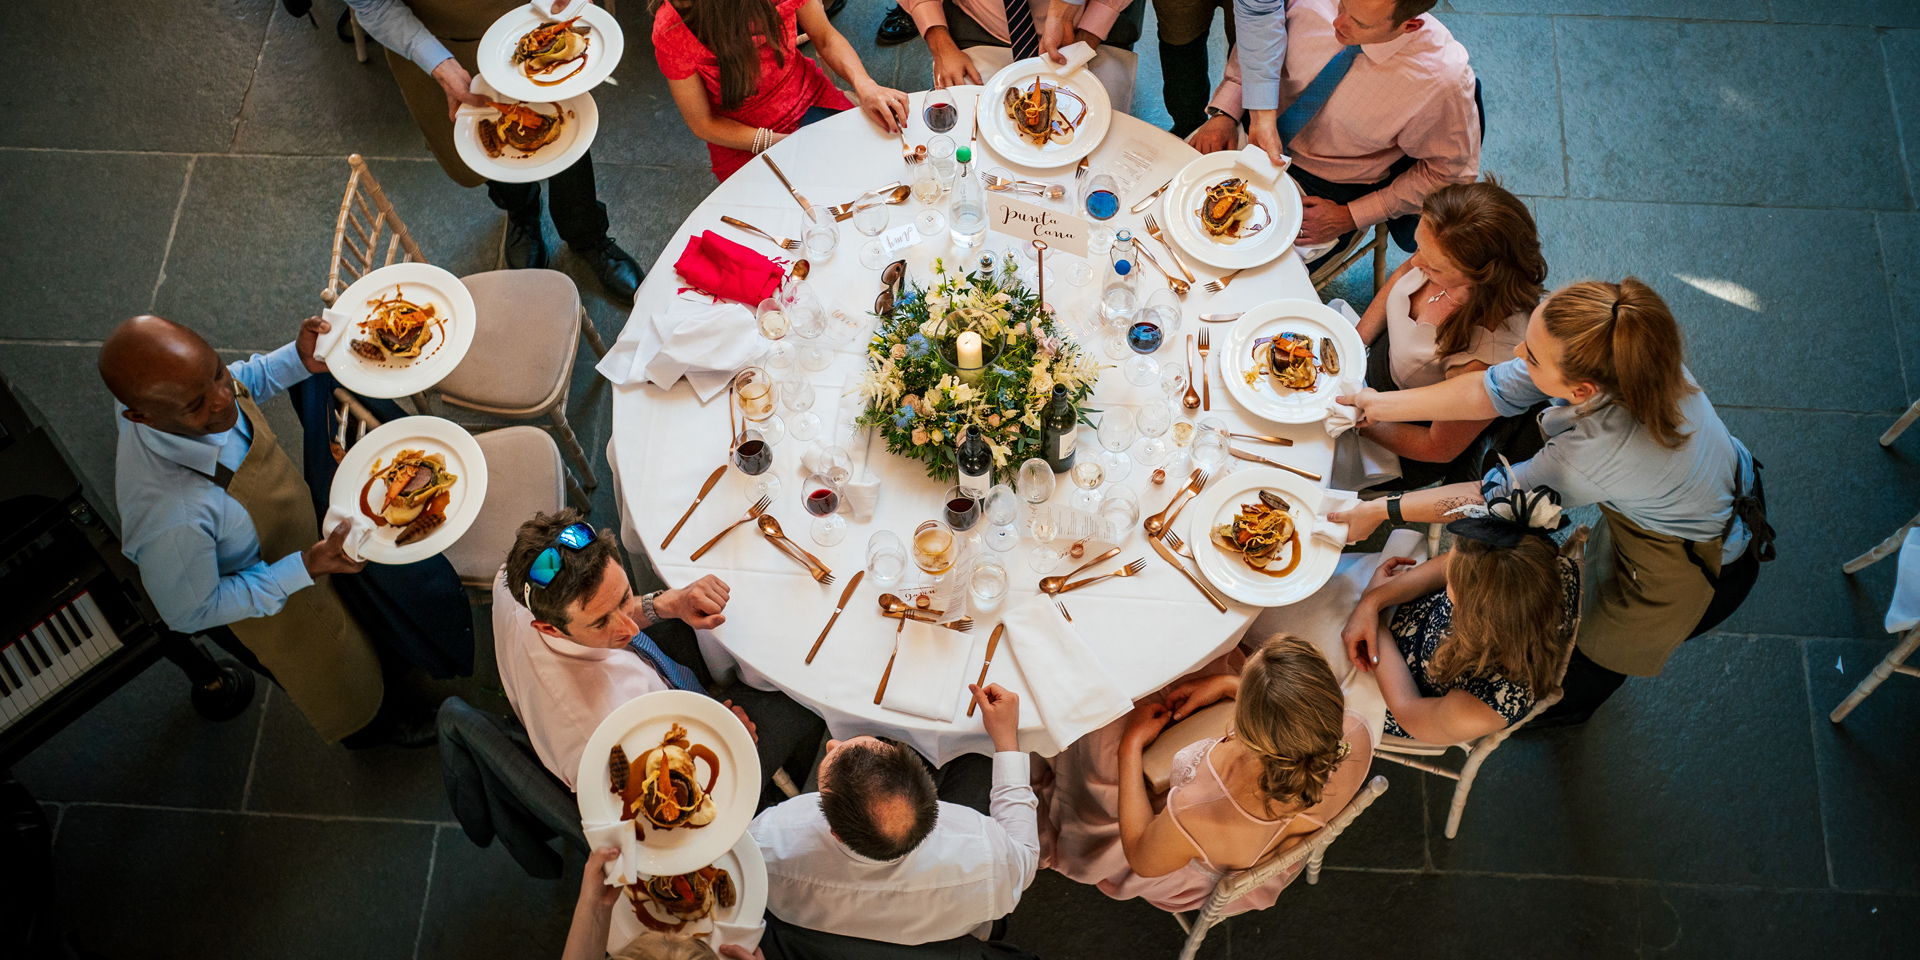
[1576,504,1722,678]
[219,382,386,742]
[389,0,525,187]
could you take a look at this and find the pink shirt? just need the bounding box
[492,569,668,789]
[1210,0,1479,228]
[903,0,1127,45]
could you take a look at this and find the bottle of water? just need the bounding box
[949,146,988,249]
[1102,230,1140,322]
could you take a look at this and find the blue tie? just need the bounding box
[629,633,705,693]
[1277,46,1361,148]
[1003,0,1041,62]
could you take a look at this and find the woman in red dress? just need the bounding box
[653,0,910,181]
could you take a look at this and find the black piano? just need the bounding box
[0,372,253,769]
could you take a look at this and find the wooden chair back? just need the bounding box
[322,154,426,307]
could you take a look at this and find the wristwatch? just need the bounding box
[1204,106,1233,122]
[1385,494,1405,523]
[639,589,667,626]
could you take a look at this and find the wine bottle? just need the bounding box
[1041,384,1077,473]
[957,426,992,497]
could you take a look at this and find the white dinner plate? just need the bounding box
[327,416,489,565]
[1185,468,1341,607]
[1162,151,1304,271]
[478,3,624,103]
[981,58,1112,169]
[606,831,767,953]
[1220,298,1366,425]
[454,77,598,184]
[577,690,763,878]
[318,262,477,398]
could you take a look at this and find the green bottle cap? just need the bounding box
[956,146,973,163]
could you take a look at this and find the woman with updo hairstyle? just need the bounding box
[1333,278,1774,727]
[1036,635,1371,915]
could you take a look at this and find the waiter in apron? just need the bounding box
[1331,278,1775,726]
[343,0,643,302]
[101,315,428,747]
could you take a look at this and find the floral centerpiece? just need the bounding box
[857,254,1101,483]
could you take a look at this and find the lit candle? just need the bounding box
[956,330,983,370]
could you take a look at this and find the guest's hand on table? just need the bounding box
[927,29,982,88]
[1327,498,1387,544]
[657,575,730,629]
[429,57,490,122]
[853,79,911,135]
[1161,673,1237,721]
[723,699,759,743]
[303,523,367,577]
[1298,197,1357,246]
[1121,702,1172,754]
[970,683,1021,752]
[1188,114,1238,155]
[297,316,332,374]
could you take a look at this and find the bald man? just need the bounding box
[104,315,414,746]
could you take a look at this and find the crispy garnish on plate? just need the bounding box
[1210,491,1303,578]
[513,15,590,86]
[478,99,566,159]
[626,864,735,935]
[350,285,443,364]
[616,723,721,830]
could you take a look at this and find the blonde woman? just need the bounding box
[1039,635,1370,915]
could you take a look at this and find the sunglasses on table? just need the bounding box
[873,259,907,316]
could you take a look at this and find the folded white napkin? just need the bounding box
[321,504,378,563]
[711,921,765,954]
[315,306,355,360]
[1048,41,1098,78]
[842,478,881,523]
[1237,143,1291,183]
[880,620,973,721]
[628,297,764,402]
[997,596,1132,748]
[584,819,639,886]
[1887,528,1920,633]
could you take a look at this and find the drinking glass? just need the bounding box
[969,554,1009,613]
[983,483,1021,553]
[782,374,820,441]
[1066,260,1094,287]
[783,284,832,372]
[734,366,784,446]
[823,307,864,348]
[1069,460,1104,511]
[1097,407,1137,482]
[928,135,958,184]
[730,426,780,503]
[815,444,854,484]
[1016,457,1054,504]
[911,162,947,235]
[912,519,958,575]
[1190,417,1231,475]
[802,205,839,259]
[756,297,795,371]
[1125,290,1179,386]
[802,473,845,545]
[1159,361,1188,401]
[1099,484,1140,537]
[1080,170,1121,221]
[923,89,958,134]
[944,484,983,532]
[1136,398,1172,466]
[853,201,891,269]
[866,530,907,586]
[1028,507,1062,573]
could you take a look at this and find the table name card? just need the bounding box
[988,195,1089,258]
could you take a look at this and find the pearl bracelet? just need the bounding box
[752,127,773,154]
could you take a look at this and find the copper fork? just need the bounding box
[1198,327,1212,411]
[1203,269,1244,294]
[1164,530,1197,559]
[883,611,974,632]
[689,495,772,560]
[1056,558,1148,594]
[719,216,801,250]
[1142,214,1196,285]
[1145,469,1210,536]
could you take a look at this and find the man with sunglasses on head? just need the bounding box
[494,510,824,805]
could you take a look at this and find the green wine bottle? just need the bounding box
[1042,384,1077,473]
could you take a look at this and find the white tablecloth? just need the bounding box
[607,89,1347,765]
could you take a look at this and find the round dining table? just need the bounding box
[604,87,1347,765]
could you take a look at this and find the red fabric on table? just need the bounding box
[674,231,784,305]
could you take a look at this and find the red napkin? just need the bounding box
[674,230,784,304]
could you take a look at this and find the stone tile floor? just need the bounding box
[3,1,1917,957]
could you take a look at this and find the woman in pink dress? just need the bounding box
[653,0,909,181]
[1040,634,1372,916]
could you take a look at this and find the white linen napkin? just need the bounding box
[321,504,378,563]
[711,921,765,954]
[623,296,764,402]
[1319,299,1401,489]
[879,619,973,721]
[1047,41,1099,78]
[584,819,639,886]
[1886,528,1920,633]
[1237,143,1291,183]
[997,596,1132,748]
[315,307,355,360]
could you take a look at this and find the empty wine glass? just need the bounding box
[815,444,854,484]
[734,366,784,446]
[1069,459,1104,511]
[756,297,795,371]
[1097,407,1136,483]
[782,374,820,440]
[730,426,780,504]
[853,201,891,269]
[802,205,838,259]
[984,483,1021,552]
[783,284,832,372]
[1136,398,1172,466]
[803,473,845,545]
[1159,361,1188,400]
[1016,457,1055,504]
[911,163,947,235]
[1066,260,1093,287]
[1029,506,1062,573]
[867,530,907,585]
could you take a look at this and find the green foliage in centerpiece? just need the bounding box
[857,254,1101,482]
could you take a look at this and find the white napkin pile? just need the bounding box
[880,619,974,721]
[1047,41,1099,78]
[321,505,378,563]
[1320,298,1401,490]
[997,596,1132,747]
[599,294,764,401]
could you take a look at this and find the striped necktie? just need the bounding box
[628,632,705,693]
[1277,45,1361,147]
[1003,0,1041,62]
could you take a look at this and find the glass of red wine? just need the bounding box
[732,427,780,504]
[803,473,845,545]
[944,484,983,532]
[923,89,959,134]
[1124,291,1180,386]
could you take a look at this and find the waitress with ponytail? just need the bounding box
[1332,278,1774,726]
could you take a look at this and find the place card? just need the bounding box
[988,195,1089,258]
[881,224,922,255]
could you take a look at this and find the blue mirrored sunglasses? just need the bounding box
[528,523,597,588]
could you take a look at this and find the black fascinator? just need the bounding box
[1443,456,1570,548]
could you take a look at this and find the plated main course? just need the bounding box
[357,449,459,546]
[609,724,721,837]
[1244,332,1340,392]
[1003,77,1087,148]
[1197,178,1272,242]
[349,288,446,365]
[1211,491,1304,578]
[477,99,569,159]
[514,14,593,86]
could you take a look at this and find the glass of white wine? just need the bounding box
[1069,459,1104,511]
[734,366,784,445]
[756,298,794,371]
[912,163,947,236]
[1029,507,1062,573]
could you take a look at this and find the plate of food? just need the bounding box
[1220,298,1366,425]
[1184,468,1344,607]
[1162,148,1303,271]
[326,415,489,565]
[578,690,762,879]
[606,831,767,952]
[981,58,1112,169]
[454,76,598,183]
[477,2,624,103]
[316,262,477,398]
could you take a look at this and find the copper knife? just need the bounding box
[1150,535,1229,613]
[1130,177,1173,214]
[1229,446,1324,482]
[761,154,815,221]
[1198,312,1244,323]
[806,570,864,665]
[875,615,905,704]
[662,465,729,549]
[968,622,1005,717]
[1230,432,1294,446]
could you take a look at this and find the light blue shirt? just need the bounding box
[344,0,457,75]
[115,344,317,634]
[1483,358,1755,564]
[1232,0,1289,112]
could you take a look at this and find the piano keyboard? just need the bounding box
[1,592,122,732]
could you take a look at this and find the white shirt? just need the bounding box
[749,752,1040,945]
[491,568,669,788]
[1383,267,1527,390]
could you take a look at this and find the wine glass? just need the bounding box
[1190,417,1231,476]
[866,530,907,585]
[815,444,854,484]
[944,484,983,532]
[1069,460,1104,511]
[1097,407,1136,482]
[730,426,780,504]
[784,285,832,372]
[1136,398,1172,466]
[782,373,820,441]
[911,162,947,235]
[802,205,838,260]
[756,297,795,372]
[1125,291,1179,386]
[969,554,1009,613]
[984,484,1021,552]
[1099,484,1140,537]
[1016,457,1055,504]
[734,366,784,446]
[1029,506,1062,573]
[1066,260,1093,287]
[924,89,958,134]
[853,201,891,269]
[803,473,845,545]
[1159,361,1188,401]
[912,519,957,575]
[1080,168,1119,254]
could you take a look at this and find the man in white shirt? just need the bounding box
[749,684,1037,945]
[493,509,823,805]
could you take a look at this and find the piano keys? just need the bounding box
[0,593,124,732]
